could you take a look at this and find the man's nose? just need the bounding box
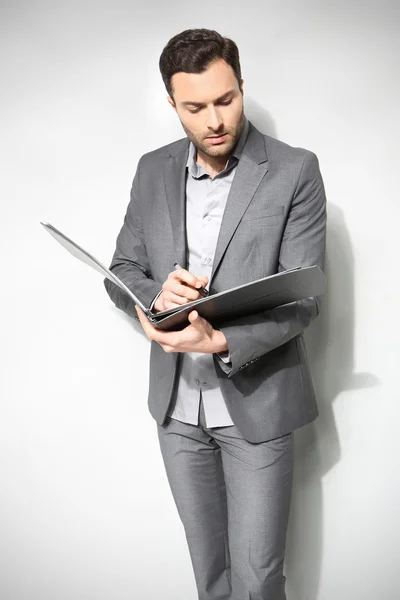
[206,106,223,131]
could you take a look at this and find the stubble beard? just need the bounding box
[182,110,245,160]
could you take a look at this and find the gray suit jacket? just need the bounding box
[104,122,327,443]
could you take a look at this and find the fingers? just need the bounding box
[136,306,164,342]
[136,306,180,354]
[135,306,152,334]
[156,270,209,312]
[159,269,208,310]
[172,268,204,289]
[136,305,214,354]
[161,292,191,310]
[162,281,199,302]
[197,275,209,287]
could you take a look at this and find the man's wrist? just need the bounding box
[211,329,229,354]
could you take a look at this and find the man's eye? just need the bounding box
[188,107,201,114]
[219,99,232,106]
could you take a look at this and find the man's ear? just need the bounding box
[167,96,177,111]
[240,79,244,95]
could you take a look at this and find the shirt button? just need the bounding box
[205,257,212,265]
[202,381,207,386]
[207,215,212,221]
[195,379,200,386]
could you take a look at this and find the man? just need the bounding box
[104,28,326,600]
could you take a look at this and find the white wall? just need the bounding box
[1,1,399,598]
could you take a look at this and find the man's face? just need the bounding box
[168,58,244,160]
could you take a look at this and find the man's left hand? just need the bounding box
[135,306,228,354]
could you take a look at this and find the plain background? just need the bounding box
[1,0,399,598]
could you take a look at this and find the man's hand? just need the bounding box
[154,268,208,312]
[135,306,228,354]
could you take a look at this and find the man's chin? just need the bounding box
[204,147,229,157]
[202,140,234,158]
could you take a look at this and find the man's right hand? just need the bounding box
[154,268,208,312]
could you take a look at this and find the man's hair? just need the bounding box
[159,29,242,98]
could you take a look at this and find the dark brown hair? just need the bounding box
[159,29,242,98]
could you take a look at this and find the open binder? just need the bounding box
[41,222,326,331]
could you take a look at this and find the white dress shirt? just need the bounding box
[166,120,250,428]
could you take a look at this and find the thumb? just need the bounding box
[188,310,200,324]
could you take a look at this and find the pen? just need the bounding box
[173,263,209,298]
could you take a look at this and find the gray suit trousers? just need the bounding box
[156,396,294,600]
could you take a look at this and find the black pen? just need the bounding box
[173,263,209,298]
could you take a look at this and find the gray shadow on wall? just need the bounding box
[244,96,278,138]
[285,203,379,600]
[245,97,379,600]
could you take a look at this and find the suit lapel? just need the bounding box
[162,125,269,281]
[210,125,269,285]
[163,142,189,268]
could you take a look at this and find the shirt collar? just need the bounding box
[186,117,249,179]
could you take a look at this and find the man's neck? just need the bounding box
[195,150,229,179]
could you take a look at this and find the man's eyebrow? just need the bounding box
[181,90,236,107]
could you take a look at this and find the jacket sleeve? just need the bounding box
[215,151,327,377]
[103,158,163,320]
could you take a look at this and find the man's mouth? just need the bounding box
[205,134,227,145]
